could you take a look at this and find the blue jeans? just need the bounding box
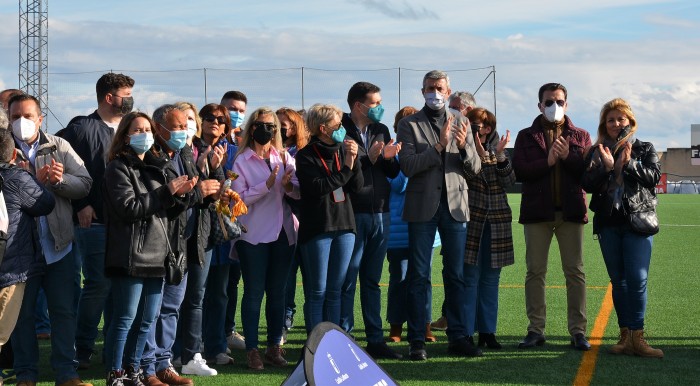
[176,249,212,363]
[387,248,433,325]
[464,221,502,335]
[12,251,81,384]
[34,288,50,335]
[105,276,163,372]
[75,224,110,355]
[203,244,230,358]
[284,249,302,327]
[407,201,467,343]
[340,213,390,343]
[598,225,653,330]
[237,230,294,349]
[300,230,355,333]
[141,274,188,375]
[225,260,241,334]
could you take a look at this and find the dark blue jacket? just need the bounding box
[0,163,55,288]
[59,111,113,224]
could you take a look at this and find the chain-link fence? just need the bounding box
[43,66,496,133]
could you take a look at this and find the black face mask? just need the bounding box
[113,96,134,115]
[252,125,274,145]
[280,128,289,144]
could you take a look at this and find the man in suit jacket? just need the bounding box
[396,70,481,361]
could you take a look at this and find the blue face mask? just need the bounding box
[229,111,245,128]
[129,132,154,155]
[331,126,346,144]
[365,104,384,123]
[164,129,188,151]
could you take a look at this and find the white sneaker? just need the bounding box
[181,353,218,376]
[171,357,182,367]
[227,331,246,351]
[206,352,234,365]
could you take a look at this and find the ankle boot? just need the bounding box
[609,327,629,355]
[389,324,402,342]
[629,329,664,358]
[478,333,502,349]
[425,323,437,342]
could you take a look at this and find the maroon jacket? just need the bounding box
[512,115,591,224]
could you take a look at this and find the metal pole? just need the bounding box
[492,65,497,118]
[301,67,305,110]
[203,68,207,104]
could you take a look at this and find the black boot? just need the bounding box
[107,369,126,386]
[478,333,502,349]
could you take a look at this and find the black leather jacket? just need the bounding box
[103,151,177,278]
[582,139,660,234]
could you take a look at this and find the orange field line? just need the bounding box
[573,283,614,386]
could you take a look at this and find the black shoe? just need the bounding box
[76,348,94,370]
[571,333,591,351]
[366,342,403,359]
[125,366,146,386]
[408,340,427,361]
[448,337,483,357]
[518,332,546,349]
[107,370,126,386]
[477,333,502,349]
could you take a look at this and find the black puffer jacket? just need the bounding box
[103,151,177,278]
[0,163,55,288]
[582,138,660,234]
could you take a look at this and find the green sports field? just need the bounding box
[29,194,700,385]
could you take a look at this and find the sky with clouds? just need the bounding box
[1,0,699,150]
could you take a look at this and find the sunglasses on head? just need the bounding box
[202,115,226,124]
[253,121,276,131]
[543,99,566,107]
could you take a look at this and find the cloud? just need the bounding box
[644,14,699,29]
[353,0,440,20]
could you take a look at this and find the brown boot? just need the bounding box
[425,323,437,342]
[609,327,629,355]
[629,329,664,358]
[389,324,402,342]
[264,345,288,367]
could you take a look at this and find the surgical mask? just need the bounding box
[164,130,188,151]
[364,104,384,123]
[113,96,134,115]
[129,132,154,155]
[424,92,445,110]
[229,111,245,128]
[186,120,197,139]
[331,126,346,144]
[11,117,37,142]
[252,123,274,145]
[543,102,565,123]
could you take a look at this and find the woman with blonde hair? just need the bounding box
[582,98,662,358]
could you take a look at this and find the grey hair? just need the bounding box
[0,108,8,130]
[422,70,450,89]
[449,91,476,109]
[152,104,178,126]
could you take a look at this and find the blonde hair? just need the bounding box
[236,107,282,156]
[305,103,342,137]
[595,98,638,154]
[174,101,201,137]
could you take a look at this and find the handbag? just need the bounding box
[628,210,659,236]
[209,203,245,245]
[158,217,187,285]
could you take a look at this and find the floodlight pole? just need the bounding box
[19,0,49,129]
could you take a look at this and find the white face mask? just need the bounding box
[543,102,565,123]
[424,92,445,110]
[186,119,197,139]
[12,117,37,142]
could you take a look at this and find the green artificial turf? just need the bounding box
[28,194,700,385]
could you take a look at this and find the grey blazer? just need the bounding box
[396,109,481,223]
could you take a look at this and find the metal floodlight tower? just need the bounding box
[18,0,48,128]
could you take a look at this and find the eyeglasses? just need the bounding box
[323,121,342,131]
[471,124,484,131]
[253,121,276,131]
[202,115,226,124]
[543,99,566,107]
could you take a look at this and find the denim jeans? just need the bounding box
[34,288,50,335]
[300,230,355,333]
[75,224,111,355]
[177,249,212,363]
[225,260,241,334]
[463,221,502,335]
[237,230,294,349]
[141,273,188,375]
[284,249,302,327]
[203,244,230,359]
[407,201,467,343]
[340,213,390,342]
[598,225,653,330]
[12,251,81,384]
[105,276,163,372]
[386,248,433,325]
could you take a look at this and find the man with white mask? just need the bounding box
[396,70,481,361]
[512,82,592,351]
[8,93,93,386]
